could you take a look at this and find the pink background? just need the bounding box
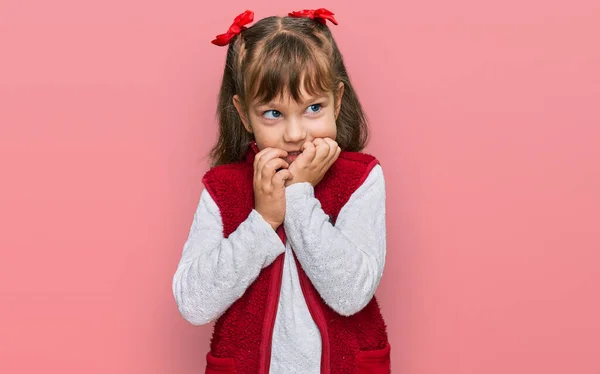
[1,0,599,372]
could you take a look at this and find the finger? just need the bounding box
[323,138,338,161]
[254,147,272,182]
[299,141,317,163]
[255,148,288,179]
[261,157,289,181]
[255,147,286,166]
[327,144,341,170]
[254,146,273,168]
[316,138,339,173]
[312,138,330,163]
[255,148,283,187]
[272,169,293,188]
[257,148,287,170]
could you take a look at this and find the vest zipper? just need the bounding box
[258,227,331,374]
[258,226,286,373]
[294,251,331,374]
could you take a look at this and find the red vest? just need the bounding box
[201,145,390,374]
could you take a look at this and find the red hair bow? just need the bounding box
[211,10,254,46]
[288,8,338,25]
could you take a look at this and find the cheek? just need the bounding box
[309,118,337,139]
[252,126,280,149]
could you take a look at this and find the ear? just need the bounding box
[335,82,344,119]
[232,94,252,133]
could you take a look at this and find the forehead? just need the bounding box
[248,71,332,107]
[253,85,331,106]
[244,32,334,106]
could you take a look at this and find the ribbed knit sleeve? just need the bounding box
[172,189,286,325]
[283,165,387,316]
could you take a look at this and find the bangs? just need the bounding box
[245,32,335,105]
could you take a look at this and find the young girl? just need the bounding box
[173,8,390,373]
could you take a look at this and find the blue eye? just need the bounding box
[307,104,322,113]
[263,110,281,119]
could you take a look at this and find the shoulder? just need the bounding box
[202,161,249,180]
[332,151,381,187]
[201,161,253,202]
[341,165,386,217]
[202,162,252,184]
[337,151,379,169]
[357,164,385,197]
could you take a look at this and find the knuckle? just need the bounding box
[267,159,280,169]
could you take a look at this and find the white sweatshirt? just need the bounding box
[172,164,387,373]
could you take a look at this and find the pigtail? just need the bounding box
[210,35,253,167]
[329,37,369,151]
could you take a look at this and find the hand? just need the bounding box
[285,138,341,187]
[253,147,293,230]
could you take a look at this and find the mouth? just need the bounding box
[285,151,302,163]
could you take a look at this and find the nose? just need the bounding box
[283,117,307,144]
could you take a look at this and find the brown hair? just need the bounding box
[209,15,369,166]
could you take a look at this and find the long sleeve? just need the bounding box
[172,188,286,325]
[283,164,387,317]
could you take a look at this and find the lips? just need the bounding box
[285,151,302,163]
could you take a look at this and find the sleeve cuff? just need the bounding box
[246,209,286,262]
[285,182,315,197]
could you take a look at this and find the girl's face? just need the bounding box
[233,82,344,164]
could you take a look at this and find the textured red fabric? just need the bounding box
[201,147,390,373]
